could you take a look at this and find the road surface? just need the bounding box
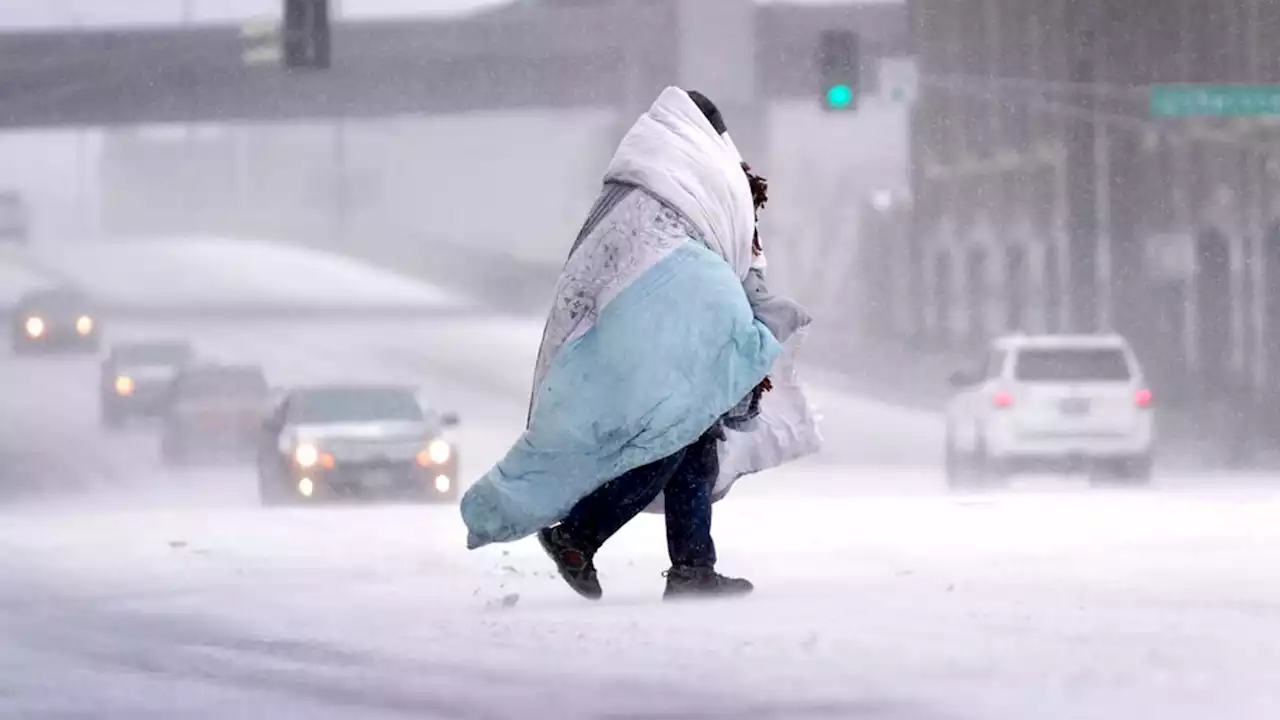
[1,260,1279,718]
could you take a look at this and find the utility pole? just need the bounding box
[1063,4,1099,333]
[1246,0,1267,393]
[1093,101,1112,331]
[1239,0,1266,465]
[64,4,92,241]
[1175,0,1197,373]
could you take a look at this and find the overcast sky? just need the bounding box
[0,0,895,29]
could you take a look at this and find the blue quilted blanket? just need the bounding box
[460,234,780,549]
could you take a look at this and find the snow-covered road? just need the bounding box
[2,247,1280,718]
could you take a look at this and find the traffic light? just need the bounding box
[817,30,859,111]
[284,0,330,69]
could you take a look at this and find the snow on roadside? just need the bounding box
[31,237,467,310]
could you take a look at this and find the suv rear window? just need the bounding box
[1013,348,1131,382]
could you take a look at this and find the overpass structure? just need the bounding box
[0,0,907,129]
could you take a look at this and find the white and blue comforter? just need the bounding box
[461,86,821,549]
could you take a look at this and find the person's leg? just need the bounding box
[561,448,687,551]
[538,447,686,600]
[661,427,754,599]
[661,429,718,568]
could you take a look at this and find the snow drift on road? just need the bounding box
[5,483,1280,720]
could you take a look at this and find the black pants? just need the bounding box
[559,429,719,568]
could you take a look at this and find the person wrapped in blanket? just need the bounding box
[535,91,812,601]
[458,87,816,600]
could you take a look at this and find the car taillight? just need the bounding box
[1135,388,1153,408]
[992,390,1014,409]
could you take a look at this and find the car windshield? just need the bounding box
[178,369,267,398]
[114,344,192,366]
[1013,348,1132,382]
[289,387,425,424]
[24,290,87,312]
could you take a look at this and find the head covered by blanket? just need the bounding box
[604,87,758,281]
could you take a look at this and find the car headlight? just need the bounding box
[294,443,319,468]
[75,315,93,335]
[24,316,43,338]
[115,375,135,396]
[417,439,451,466]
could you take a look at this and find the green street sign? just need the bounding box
[1151,85,1280,118]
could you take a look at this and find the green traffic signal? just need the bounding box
[826,84,855,109]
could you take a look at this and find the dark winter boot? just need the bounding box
[537,526,602,600]
[662,566,754,600]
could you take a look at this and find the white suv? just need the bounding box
[944,334,1154,488]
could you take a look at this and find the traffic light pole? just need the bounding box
[284,0,331,70]
[817,29,860,111]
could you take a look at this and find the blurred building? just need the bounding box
[905,0,1280,409]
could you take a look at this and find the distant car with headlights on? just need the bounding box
[256,384,461,505]
[161,363,270,466]
[10,287,99,354]
[100,341,195,428]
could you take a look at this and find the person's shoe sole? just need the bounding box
[538,529,602,601]
[663,589,754,601]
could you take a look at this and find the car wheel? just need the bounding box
[969,444,991,487]
[161,429,187,467]
[257,459,295,506]
[968,439,1010,490]
[944,432,969,490]
[946,432,996,491]
[258,473,286,506]
[1121,456,1154,485]
[1091,455,1153,487]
